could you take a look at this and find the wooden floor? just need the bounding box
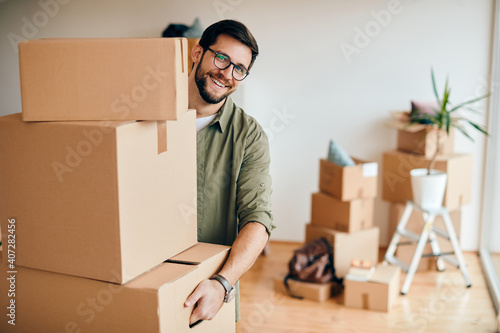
[236,241,498,333]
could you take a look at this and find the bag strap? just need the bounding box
[319,237,344,288]
[283,273,304,299]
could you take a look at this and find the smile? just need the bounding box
[210,76,227,88]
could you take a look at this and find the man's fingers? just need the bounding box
[185,283,204,307]
[189,305,202,326]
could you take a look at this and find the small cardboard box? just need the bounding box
[311,192,374,233]
[273,276,342,302]
[0,243,235,333]
[19,38,188,121]
[305,224,379,277]
[345,264,401,312]
[388,202,461,271]
[0,110,197,284]
[386,115,455,158]
[397,127,455,158]
[319,158,378,201]
[382,150,473,210]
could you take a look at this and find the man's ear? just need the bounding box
[191,44,204,64]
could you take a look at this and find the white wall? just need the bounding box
[0,0,494,250]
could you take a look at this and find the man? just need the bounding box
[183,20,275,324]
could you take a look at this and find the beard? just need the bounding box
[195,60,235,104]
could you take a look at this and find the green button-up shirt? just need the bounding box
[196,97,275,322]
[197,96,275,244]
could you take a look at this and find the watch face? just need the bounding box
[225,288,236,303]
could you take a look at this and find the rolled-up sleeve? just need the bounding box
[236,124,275,235]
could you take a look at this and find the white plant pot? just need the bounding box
[410,168,448,210]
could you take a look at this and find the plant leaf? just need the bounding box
[466,120,489,135]
[459,105,483,114]
[445,112,450,134]
[452,123,474,141]
[409,112,439,125]
[449,93,491,112]
[431,68,440,103]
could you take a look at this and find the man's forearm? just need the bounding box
[217,222,269,285]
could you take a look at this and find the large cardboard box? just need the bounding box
[388,202,461,271]
[19,38,188,121]
[0,243,235,333]
[311,192,374,233]
[345,264,400,312]
[319,158,378,201]
[305,224,379,277]
[0,111,197,283]
[273,276,342,302]
[382,150,473,210]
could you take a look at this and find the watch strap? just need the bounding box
[210,274,232,293]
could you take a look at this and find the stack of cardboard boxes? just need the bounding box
[382,118,472,271]
[274,156,380,302]
[0,38,234,332]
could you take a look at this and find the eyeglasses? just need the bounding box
[206,48,250,81]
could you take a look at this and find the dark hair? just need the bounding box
[199,19,259,70]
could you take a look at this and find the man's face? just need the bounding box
[195,34,252,104]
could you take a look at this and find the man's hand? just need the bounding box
[185,279,225,326]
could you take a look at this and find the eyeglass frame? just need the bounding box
[205,47,250,81]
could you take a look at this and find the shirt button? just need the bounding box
[260,182,265,187]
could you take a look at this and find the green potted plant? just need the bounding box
[408,68,490,209]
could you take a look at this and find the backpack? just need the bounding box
[284,237,343,298]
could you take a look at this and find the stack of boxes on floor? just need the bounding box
[382,120,472,271]
[0,38,234,332]
[275,155,381,302]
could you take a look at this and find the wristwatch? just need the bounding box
[210,274,235,303]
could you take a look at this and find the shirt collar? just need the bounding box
[210,97,234,133]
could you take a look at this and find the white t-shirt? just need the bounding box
[196,113,218,134]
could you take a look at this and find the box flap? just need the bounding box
[125,262,196,290]
[385,118,428,133]
[1,113,134,128]
[167,243,230,265]
[369,264,400,284]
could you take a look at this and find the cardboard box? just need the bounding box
[345,263,400,312]
[397,127,455,158]
[388,202,461,271]
[19,38,188,121]
[319,158,378,201]
[0,111,197,283]
[273,276,342,302]
[382,150,473,210]
[0,243,235,333]
[305,224,379,277]
[311,192,374,233]
[386,115,455,158]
